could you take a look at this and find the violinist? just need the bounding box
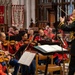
[28,29,34,41]
[15,32,35,75]
[0,32,8,75]
[0,32,19,75]
[59,9,75,75]
[19,32,28,46]
[7,26,15,36]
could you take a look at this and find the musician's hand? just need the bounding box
[68,20,73,24]
[70,16,74,21]
[4,51,9,56]
[60,17,65,23]
[7,55,12,60]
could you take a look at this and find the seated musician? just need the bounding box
[44,26,55,40]
[15,32,35,75]
[28,29,34,41]
[0,32,19,75]
[53,29,69,65]
[34,29,52,65]
[0,32,8,75]
[19,32,28,46]
[34,29,51,42]
[7,26,15,36]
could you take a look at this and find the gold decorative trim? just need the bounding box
[58,22,64,28]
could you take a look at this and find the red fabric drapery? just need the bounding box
[0,6,4,24]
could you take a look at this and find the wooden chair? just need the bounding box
[36,54,62,75]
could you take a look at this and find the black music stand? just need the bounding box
[58,37,66,75]
[34,44,68,75]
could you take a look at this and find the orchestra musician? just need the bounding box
[0,32,8,75]
[53,29,68,65]
[15,32,36,75]
[0,32,19,75]
[44,26,55,40]
[34,29,51,42]
[59,9,75,75]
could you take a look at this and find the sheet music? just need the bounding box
[50,45,67,51]
[39,45,57,52]
[38,45,67,52]
[18,51,36,66]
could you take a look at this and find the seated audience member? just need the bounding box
[0,32,19,75]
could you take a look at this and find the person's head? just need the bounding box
[0,32,6,42]
[48,28,53,33]
[39,29,44,36]
[28,29,34,35]
[14,29,19,35]
[8,27,14,33]
[21,32,28,41]
[45,25,50,30]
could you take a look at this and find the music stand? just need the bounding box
[58,37,66,75]
[34,44,68,75]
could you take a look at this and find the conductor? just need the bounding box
[59,9,75,75]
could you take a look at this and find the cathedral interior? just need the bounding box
[0,0,75,75]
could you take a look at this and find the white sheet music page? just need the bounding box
[38,45,67,52]
[39,45,57,52]
[50,45,67,51]
[18,51,36,66]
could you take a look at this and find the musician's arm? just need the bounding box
[61,22,75,31]
[15,44,27,59]
[59,17,75,31]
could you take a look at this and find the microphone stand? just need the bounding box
[58,36,65,75]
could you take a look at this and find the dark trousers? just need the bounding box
[21,60,35,75]
[68,55,75,75]
[9,59,19,75]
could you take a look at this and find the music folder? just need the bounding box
[34,45,68,55]
[18,51,36,66]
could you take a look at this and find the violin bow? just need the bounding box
[58,6,68,16]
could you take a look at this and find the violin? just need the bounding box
[2,41,9,46]
[2,40,16,47]
[10,40,16,45]
[0,50,9,62]
[24,39,30,45]
[24,39,37,46]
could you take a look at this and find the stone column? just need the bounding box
[31,0,35,23]
[25,0,31,29]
